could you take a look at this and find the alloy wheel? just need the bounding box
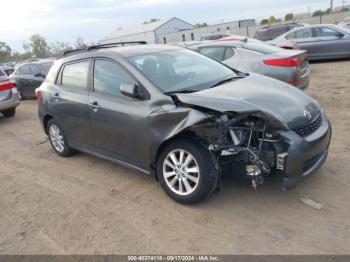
[162,149,200,196]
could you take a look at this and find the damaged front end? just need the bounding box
[188,112,288,190]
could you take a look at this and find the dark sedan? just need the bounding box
[10,60,53,99]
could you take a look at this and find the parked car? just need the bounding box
[200,33,233,41]
[187,38,310,89]
[37,43,331,204]
[10,60,54,99]
[0,69,20,118]
[253,23,304,42]
[339,17,350,29]
[267,24,350,60]
[0,66,15,76]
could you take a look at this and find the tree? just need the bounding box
[260,19,269,25]
[194,23,208,28]
[342,7,349,11]
[312,10,323,16]
[24,34,50,58]
[285,13,294,21]
[268,16,278,24]
[143,18,160,24]
[0,42,12,63]
[75,37,88,49]
[50,41,72,56]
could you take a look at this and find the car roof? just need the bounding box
[260,23,302,30]
[60,44,184,62]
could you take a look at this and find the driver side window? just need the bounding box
[93,59,138,100]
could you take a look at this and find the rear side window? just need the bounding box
[286,28,312,40]
[199,47,227,61]
[93,59,137,99]
[61,61,89,90]
[31,65,42,75]
[17,65,31,75]
[0,69,4,76]
[41,62,53,72]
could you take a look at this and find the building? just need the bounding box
[100,17,256,45]
[159,19,255,43]
[100,17,194,44]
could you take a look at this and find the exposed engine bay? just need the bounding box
[189,112,289,190]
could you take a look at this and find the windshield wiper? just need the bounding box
[165,89,196,95]
[210,75,245,88]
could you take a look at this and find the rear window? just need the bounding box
[61,61,89,90]
[239,41,281,54]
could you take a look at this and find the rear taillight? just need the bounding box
[35,88,42,101]
[263,57,301,67]
[0,80,14,91]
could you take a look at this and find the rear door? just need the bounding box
[50,59,93,148]
[285,28,317,57]
[88,58,149,169]
[313,26,349,58]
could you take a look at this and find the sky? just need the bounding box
[0,0,345,51]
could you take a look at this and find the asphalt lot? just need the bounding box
[0,60,349,255]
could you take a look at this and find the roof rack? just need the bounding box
[61,41,148,57]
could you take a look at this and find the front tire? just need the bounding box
[2,108,16,118]
[47,119,75,157]
[157,139,218,204]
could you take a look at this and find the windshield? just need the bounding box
[127,49,237,94]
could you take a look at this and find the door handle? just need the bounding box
[88,102,101,109]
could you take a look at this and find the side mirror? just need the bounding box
[335,32,344,38]
[120,83,141,99]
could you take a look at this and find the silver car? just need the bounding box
[188,38,310,89]
[0,68,20,118]
[268,24,350,60]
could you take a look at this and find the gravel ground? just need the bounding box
[0,60,349,255]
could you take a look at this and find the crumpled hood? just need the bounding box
[175,74,321,130]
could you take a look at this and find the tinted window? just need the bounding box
[93,59,137,99]
[17,65,31,75]
[199,47,226,61]
[286,28,312,40]
[61,61,89,90]
[0,69,4,76]
[41,62,53,72]
[31,65,42,75]
[315,27,339,37]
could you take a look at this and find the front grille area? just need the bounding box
[293,115,322,137]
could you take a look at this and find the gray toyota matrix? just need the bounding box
[36,42,332,204]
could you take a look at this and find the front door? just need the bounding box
[88,58,149,170]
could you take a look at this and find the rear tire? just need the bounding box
[157,138,218,204]
[47,119,75,157]
[2,108,16,118]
